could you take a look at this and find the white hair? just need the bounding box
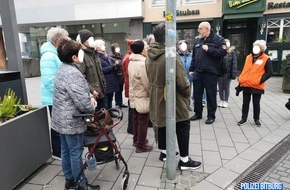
[46,27,69,45]
[253,40,267,52]
[94,39,105,49]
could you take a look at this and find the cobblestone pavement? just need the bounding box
[15,76,290,190]
[261,151,290,190]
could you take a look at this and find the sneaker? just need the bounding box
[237,119,247,126]
[52,155,61,161]
[202,101,207,107]
[254,119,261,127]
[178,157,201,170]
[135,145,153,153]
[222,102,228,108]
[159,152,179,162]
[218,101,224,107]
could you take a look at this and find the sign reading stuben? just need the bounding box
[223,0,266,14]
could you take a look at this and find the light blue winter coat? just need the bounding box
[40,41,61,105]
[177,50,192,82]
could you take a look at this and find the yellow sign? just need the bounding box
[165,12,173,21]
[229,0,259,9]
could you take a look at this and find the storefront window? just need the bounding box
[151,0,213,6]
[184,0,214,4]
[18,22,131,59]
[267,18,290,43]
[177,29,197,52]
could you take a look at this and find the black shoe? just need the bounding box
[159,152,179,162]
[119,104,128,108]
[190,115,202,121]
[77,184,100,190]
[205,118,215,124]
[178,157,201,170]
[237,119,247,126]
[64,179,75,190]
[254,119,261,127]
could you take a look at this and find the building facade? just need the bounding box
[0,0,144,60]
[1,0,290,74]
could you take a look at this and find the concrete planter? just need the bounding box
[0,106,51,190]
[282,58,290,93]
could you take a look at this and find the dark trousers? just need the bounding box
[104,93,114,109]
[96,97,105,110]
[158,120,190,157]
[218,76,231,102]
[194,72,218,119]
[242,91,262,120]
[132,109,149,148]
[48,105,61,157]
[127,100,134,134]
[114,84,124,106]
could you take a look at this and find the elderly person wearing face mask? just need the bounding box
[110,43,127,109]
[78,29,106,110]
[177,40,193,111]
[237,40,273,127]
[40,27,69,160]
[94,39,119,109]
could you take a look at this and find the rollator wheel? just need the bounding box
[121,171,129,190]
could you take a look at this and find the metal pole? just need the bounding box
[0,0,28,104]
[165,0,176,180]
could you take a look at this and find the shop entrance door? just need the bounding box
[224,19,258,72]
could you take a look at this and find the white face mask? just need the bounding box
[115,47,120,53]
[252,45,261,55]
[226,42,230,48]
[180,42,187,52]
[87,37,95,48]
[78,49,84,63]
[100,45,106,52]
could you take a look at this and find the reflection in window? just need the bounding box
[282,50,290,60]
[268,50,278,61]
[267,18,290,43]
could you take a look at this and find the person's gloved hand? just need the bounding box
[235,85,243,96]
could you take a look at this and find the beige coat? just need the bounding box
[128,54,149,110]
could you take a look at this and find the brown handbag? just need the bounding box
[85,109,113,135]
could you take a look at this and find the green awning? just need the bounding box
[224,12,263,19]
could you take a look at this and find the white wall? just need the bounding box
[0,0,143,25]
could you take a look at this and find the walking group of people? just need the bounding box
[39,20,273,189]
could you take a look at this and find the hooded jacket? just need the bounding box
[177,50,192,82]
[78,47,106,99]
[146,42,190,127]
[40,41,61,105]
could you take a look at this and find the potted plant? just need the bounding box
[0,89,51,190]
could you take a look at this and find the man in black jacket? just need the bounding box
[189,21,227,124]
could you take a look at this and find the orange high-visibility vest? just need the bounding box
[238,53,269,90]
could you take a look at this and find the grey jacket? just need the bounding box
[51,63,95,135]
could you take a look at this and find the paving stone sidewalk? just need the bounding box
[15,76,290,190]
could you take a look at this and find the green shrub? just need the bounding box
[281,54,290,75]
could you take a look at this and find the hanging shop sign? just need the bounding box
[163,9,200,17]
[268,2,290,9]
[223,0,265,14]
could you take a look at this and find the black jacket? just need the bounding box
[190,31,227,75]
